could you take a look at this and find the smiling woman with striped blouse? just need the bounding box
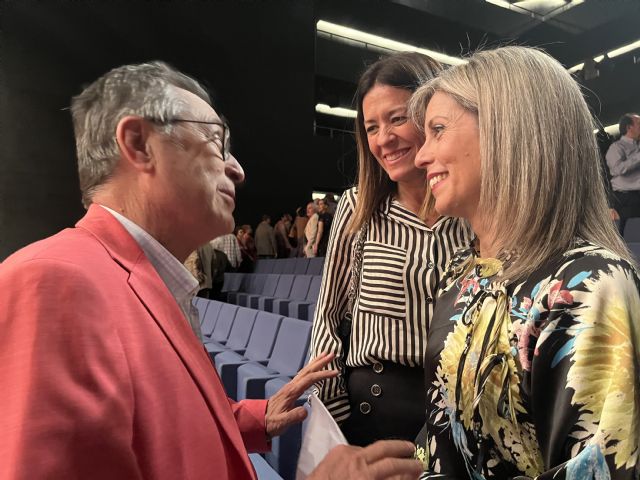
[309,52,471,447]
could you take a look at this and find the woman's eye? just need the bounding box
[391,116,407,125]
[366,125,378,135]
[432,124,444,135]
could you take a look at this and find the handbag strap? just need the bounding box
[347,223,368,314]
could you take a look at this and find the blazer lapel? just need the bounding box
[77,206,256,478]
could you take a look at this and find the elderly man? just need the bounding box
[0,62,420,480]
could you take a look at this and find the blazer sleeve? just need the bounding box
[229,398,270,453]
[0,258,142,480]
[309,189,357,423]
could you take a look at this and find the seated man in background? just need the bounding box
[0,61,420,480]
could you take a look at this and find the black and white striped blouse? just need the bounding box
[310,187,471,422]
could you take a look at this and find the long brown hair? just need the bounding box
[349,52,442,233]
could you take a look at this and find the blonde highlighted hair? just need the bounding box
[409,46,633,280]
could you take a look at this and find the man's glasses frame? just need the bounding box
[147,117,230,161]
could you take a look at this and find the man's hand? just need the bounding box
[265,352,337,438]
[308,440,422,480]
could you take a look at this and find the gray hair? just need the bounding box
[70,61,211,206]
[409,46,633,280]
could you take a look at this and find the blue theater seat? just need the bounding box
[254,258,277,273]
[228,274,268,305]
[257,275,295,311]
[272,259,287,274]
[624,217,640,242]
[293,258,310,274]
[270,275,313,316]
[288,276,322,320]
[281,258,297,274]
[200,300,224,339]
[221,272,246,295]
[206,306,258,357]
[306,257,325,275]
[245,274,280,309]
[215,311,283,399]
[235,318,312,400]
[249,454,283,480]
[204,303,238,344]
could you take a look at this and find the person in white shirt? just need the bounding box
[606,112,640,234]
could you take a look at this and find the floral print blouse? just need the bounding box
[415,241,640,479]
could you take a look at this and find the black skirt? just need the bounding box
[341,361,425,447]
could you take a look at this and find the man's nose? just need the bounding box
[226,153,245,185]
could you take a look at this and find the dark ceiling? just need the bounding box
[314,0,640,130]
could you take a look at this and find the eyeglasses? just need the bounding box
[148,117,230,161]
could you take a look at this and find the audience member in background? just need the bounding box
[606,112,640,235]
[211,232,242,271]
[289,206,308,257]
[323,193,338,215]
[183,241,224,304]
[0,61,424,480]
[410,46,639,479]
[315,198,333,257]
[238,224,257,272]
[303,201,320,258]
[254,214,277,258]
[274,213,293,258]
[310,52,471,447]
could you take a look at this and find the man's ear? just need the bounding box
[115,116,155,173]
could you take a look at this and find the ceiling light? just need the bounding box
[316,20,466,66]
[486,0,583,19]
[315,103,357,119]
[569,38,640,72]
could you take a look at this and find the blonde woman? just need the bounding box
[310,52,471,446]
[410,46,639,479]
[303,201,319,258]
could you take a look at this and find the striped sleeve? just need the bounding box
[310,188,357,423]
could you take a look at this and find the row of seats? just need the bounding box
[194,296,310,479]
[194,298,311,402]
[226,274,321,321]
[254,256,325,275]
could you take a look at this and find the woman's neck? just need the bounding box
[395,181,427,217]
[470,218,498,259]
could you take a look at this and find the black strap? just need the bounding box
[339,224,368,360]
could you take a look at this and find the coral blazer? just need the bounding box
[0,205,269,479]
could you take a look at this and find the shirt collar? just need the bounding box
[99,205,199,305]
[379,194,455,232]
